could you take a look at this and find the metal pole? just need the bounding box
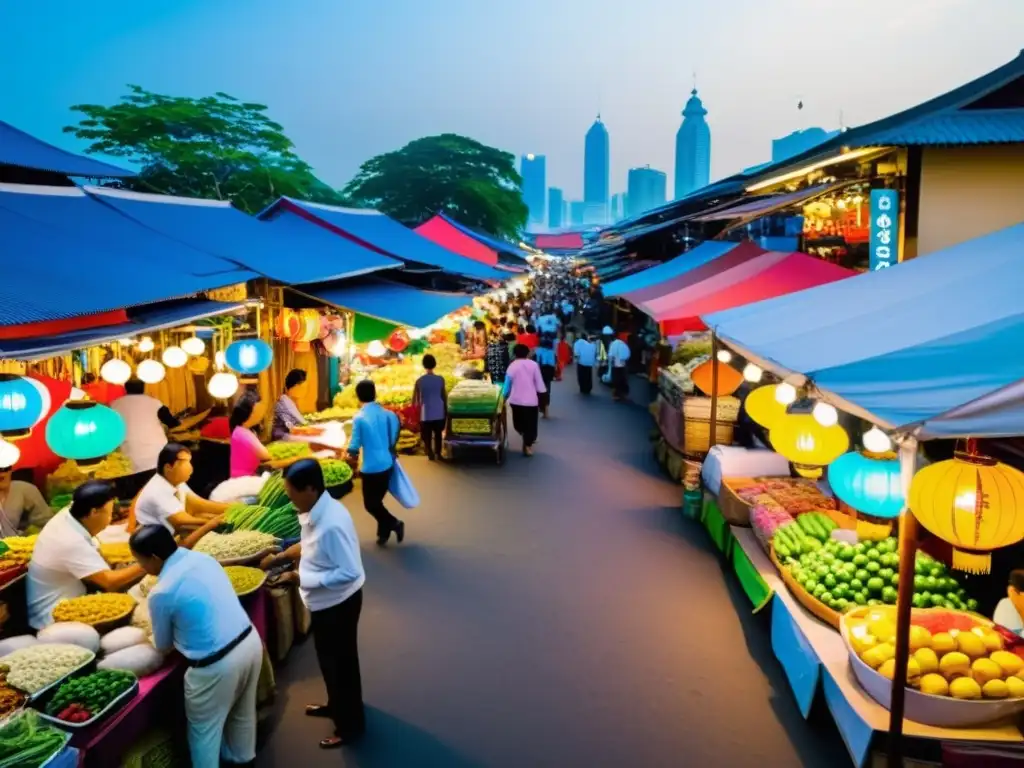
[709,333,720,451]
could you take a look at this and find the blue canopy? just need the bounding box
[87,187,400,284]
[0,300,242,361]
[0,120,135,178]
[302,281,472,328]
[264,199,509,282]
[705,222,1024,438]
[602,242,739,297]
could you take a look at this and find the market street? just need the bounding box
[257,380,850,767]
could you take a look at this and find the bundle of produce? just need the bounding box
[0,682,24,718]
[257,473,289,509]
[0,644,94,695]
[750,505,796,554]
[319,460,353,488]
[333,387,360,410]
[194,531,277,562]
[46,452,133,499]
[305,406,358,424]
[448,381,500,414]
[265,442,311,461]
[771,513,838,559]
[48,494,72,513]
[671,337,711,365]
[99,543,134,567]
[222,566,265,596]
[449,418,492,436]
[52,594,136,626]
[45,669,136,723]
[0,536,37,568]
[396,429,420,454]
[0,711,67,765]
[224,504,300,540]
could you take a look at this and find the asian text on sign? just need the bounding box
[869,189,899,271]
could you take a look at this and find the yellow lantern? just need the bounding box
[744,385,788,429]
[769,413,849,479]
[909,440,1024,574]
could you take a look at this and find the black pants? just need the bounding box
[360,469,399,539]
[612,366,630,399]
[310,589,365,738]
[510,404,539,447]
[539,364,555,410]
[577,364,593,394]
[420,419,444,458]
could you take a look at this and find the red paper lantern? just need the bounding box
[389,329,410,353]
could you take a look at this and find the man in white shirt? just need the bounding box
[111,379,180,474]
[572,333,598,395]
[132,525,262,768]
[133,443,229,536]
[994,570,1024,636]
[261,459,365,749]
[607,333,632,402]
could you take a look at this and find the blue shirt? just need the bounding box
[573,338,597,367]
[149,548,251,660]
[561,301,574,315]
[537,314,560,334]
[534,346,557,366]
[347,402,399,474]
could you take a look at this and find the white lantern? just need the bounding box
[181,337,205,356]
[162,346,187,369]
[138,336,155,353]
[214,350,226,370]
[775,382,797,405]
[207,372,239,400]
[812,401,839,427]
[716,349,733,364]
[0,438,20,469]
[862,426,893,453]
[742,363,763,383]
[100,359,132,386]
[136,359,166,384]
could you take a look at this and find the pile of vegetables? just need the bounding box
[0,537,36,568]
[266,442,311,461]
[46,452,133,499]
[47,494,72,514]
[670,337,712,365]
[223,566,265,595]
[52,594,135,626]
[448,381,500,415]
[306,406,358,424]
[99,543,134,567]
[0,711,67,766]
[449,418,492,436]
[224,504,300,540]
[0,683,24,718]
[194,531,277,562]
[257,473,290,509]
[396,429,420,453]
[0,644,94,695]
[771,513,838,559]
[45,670,136,723]
[320,460,353,487]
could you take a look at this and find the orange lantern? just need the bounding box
[769,413,849,479]
[909,440,1024,574]
[744,384,788,429]
[691,360,742,397]
[276,309,301,340]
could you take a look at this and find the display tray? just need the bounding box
[230,570,268,598]
[769,544,841,630]
[23,655,97,703]
[35,678,139,731]
[718,478,756,527]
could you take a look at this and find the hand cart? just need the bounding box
[442,398,508,465]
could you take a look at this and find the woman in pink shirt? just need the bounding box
[501,343,547,456]
[229,398,308,478]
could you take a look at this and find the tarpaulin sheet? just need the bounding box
[303,281,472,329]
[0,120,135,178]
[622,242,766,305]
[602,241,742,298]
[436,213,532,262]
[534,232,584,250]
[414,216,498,265]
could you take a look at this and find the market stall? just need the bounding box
[444,380,507,463]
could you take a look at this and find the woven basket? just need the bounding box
[770,545,841,630]
[682,417,735,456]
[682,395,740,421]
[718,479,756,527]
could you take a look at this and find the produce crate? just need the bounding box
[769,545,841,630]
[35,678,138,731]
[443,404,508,465]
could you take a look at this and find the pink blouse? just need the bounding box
[230,426,264,478]
[503,359,547,407]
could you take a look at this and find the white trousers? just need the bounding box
[184,628,263,768]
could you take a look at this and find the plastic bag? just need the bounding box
[388,460,420,509]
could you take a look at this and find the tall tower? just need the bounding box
[583,115,609,224]
[520,154,546,228]
[674,89,711,200]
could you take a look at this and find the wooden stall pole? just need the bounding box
[709,333,720,451]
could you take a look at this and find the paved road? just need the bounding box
[256,376,848,767]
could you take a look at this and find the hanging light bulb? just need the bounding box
[0,438,20,469]
[181,337,205,356]
[214,350,226,370]
[137,337,155,353]
[775,382,797,405]
[162,346,187,369]
[812,401,839,427]
[862,426,893,454]
[136,360,166,384]
[742,363,763,383]
[207,372,240,400]
[100,359,132,386]
[716,349,733,364]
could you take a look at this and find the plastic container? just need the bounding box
[36,678,139,731]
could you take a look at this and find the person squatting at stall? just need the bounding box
[132,525,263,768]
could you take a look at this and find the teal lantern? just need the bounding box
[828,450,903,519]
[45,401,126,466]
[0,374,46,439]
[225,339,273,375]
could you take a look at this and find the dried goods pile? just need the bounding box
[52,594,136,626]
[265,442,311,461]
[0,537,36,568]
[46,452,133,499]
[99,543,134,567]
[194,531,277,562]
[223,566,265,595]
[0,644,94,695]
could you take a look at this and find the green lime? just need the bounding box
[824,574,837,589]
[865,561,881,574]
[850,578,864,591]
[930,594,945,607]
[853,554,868,567]
[882,586,898,603]
[866,549,881,562]
[879,567,894,582]
[867,577,885,593]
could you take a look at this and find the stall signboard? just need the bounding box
[869,189,899,271]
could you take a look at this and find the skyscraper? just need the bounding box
[626,166,668,219]
[583,116,609,224]
[548,187,564,229]
[609,193,623,222]
[674,89,711,200]
[569,201,586,227]
[520,154,546,227]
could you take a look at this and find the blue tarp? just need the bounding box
[602,242,739,297]
[0,300,242,361]
[266,199,509,282]
[705,222,1024,438]
[302,281,472,328]
[0,120,135,178]
[87,187,400,285]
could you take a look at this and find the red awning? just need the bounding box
[535,232,584,250]
[621,241,766,305]
[657,253,856,335]
[414,216,498,265]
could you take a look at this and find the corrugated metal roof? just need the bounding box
[0,121,135,178]
[854,109,1024,146]
[86,187,400,285]
[301,280,472,328]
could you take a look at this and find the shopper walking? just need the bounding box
[502,344,547,456]
[346,380,405,546]
[573,333,597,395]
[534,338,557,419]
[608,332,632,402]
[413,354,447,461]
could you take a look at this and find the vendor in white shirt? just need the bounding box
[132,443,230,537]
[994,570,1024,636]
[26,481,146,629]
[111,379,181,474]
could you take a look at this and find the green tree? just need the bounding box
[343,134,528,241]
[64,85,344,213]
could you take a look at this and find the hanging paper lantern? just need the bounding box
[298,310,321,342]
[769,413,849,479]
[100,359,132,386]
[744,385,788,429]
[45,401,126,466]
[136,359,166,384]
[775,382,798,405]
[275,309,301,340]
[323,330,346,357]
[0,439,20,469]
[225,339,273,375]
[829,450,903,519]
[137,337,155,353]
[812,401,839,427]
[909,441,1024,574]
[0,375,46,440]
[862,426,893,453]
[742,363,763,383]
[187,356,210,375]
[162,346,187,369]
[389,329,410,353]
[691,360,742,397]
[25,378,51,430]
[716,349,733,363]
[181,336,205,356]
[214,350,226,370]
[208,372,240,400]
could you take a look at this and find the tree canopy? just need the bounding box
[64,85,343,213]
[342,134,528,241]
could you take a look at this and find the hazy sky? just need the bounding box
[3,0,1022,200]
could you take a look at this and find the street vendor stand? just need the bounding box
[444,398,508,464]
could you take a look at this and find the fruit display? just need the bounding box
[194,531,277,562]
[223,566,266,596]
[320,459,353,487]
[52,594,136,626]
[306,406,358,424]
[671,337,712,366]
[46,452,133,499]
[257,473,290,509]
[44,669,136,723]
[0,644,94,695]
[770,512,838,558]
[224,504,300,540]
[448,381,500,415]
[265,441,311,461]
[396,429,420,453]
[0,711,68,766]
[99,543,134,567]
[0,536,37,568]
[750,505,795,554]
